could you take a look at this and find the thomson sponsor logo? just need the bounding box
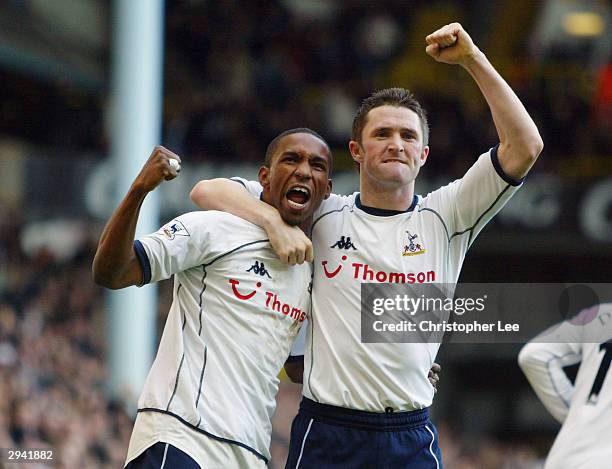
[352,263,435,284]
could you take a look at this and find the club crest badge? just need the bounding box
[162,220,190,240]
[402,230,426,256]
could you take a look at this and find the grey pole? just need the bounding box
[107,0,164,404]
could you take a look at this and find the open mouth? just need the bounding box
[285,185,311,209]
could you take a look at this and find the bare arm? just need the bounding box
[426,23,544,180]
[190,179,313,264]
[92,146,181,289]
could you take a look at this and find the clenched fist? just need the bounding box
[425,23,480,66]
[133,146,182,193]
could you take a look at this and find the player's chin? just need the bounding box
[278,200,314,226]
[380,167,416,185]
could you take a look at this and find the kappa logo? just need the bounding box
[247,261,272,278]
[330,235,357,250]
[162,220,190,240]
[402,231,426,256]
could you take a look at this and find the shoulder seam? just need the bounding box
[203,239,270,267]
[461,184,512,246]
[312,203,353,230]
[417,207,451,242]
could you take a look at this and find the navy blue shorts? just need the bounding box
[125,442,200,469]
[285,398,442,469]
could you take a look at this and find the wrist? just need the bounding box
[127,181,151,198]
[261,205,283,231]
[461,47,485,70]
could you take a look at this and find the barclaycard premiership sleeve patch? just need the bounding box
[161,220,190,240]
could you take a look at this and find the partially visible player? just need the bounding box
[92,129,332,468]
[519,303,612,469]
[191,22,543,467]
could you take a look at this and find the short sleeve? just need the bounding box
[136,212,214,284]
[423,146,522,247]
[230,177,262,198]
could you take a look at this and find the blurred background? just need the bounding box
[0,0,611,467]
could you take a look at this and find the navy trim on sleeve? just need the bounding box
[286,355,304,363]
[356,194,418,216]
[490,144,524,187]
[229,177,247,189]
[133,240,152,285]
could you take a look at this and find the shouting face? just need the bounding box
[260,133,332,228]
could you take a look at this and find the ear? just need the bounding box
[349,140,363,164]
[258,166,270,189]
[419,146,430,167]
[324,178,332,199]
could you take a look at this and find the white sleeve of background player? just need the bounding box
[518,321,584,423]
[288,320,307,360]
[229,177,262,198]
[428,145,522,247]
[134,211,217,284]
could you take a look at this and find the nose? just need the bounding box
[387,134,404,153]
[295,160,312,179]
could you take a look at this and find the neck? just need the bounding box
[359,178,415,211]
[298,217,313,235]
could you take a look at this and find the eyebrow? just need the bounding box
[373,126,418,133]
[372,126,419,136]
[281,151,328,163]
[310,155,329,165]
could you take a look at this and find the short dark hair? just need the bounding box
[264,127,332,174]
[351,88,429,146]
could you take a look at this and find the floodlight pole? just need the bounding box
[107,0,164,405]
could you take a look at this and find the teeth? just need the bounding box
[291,186,310,195]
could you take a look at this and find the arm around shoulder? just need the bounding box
[190,178,314,264]
[190,178,280,231]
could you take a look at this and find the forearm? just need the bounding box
[92,183,147,289]
[191,178,313,264]
[190,178,282,231]
[462,51,543,178]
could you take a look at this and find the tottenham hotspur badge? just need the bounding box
[402,230,426,256]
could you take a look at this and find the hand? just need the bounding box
[425,23,479,66]
[428,362,442,391]
[133,146,181,193]
[265,215,313,265]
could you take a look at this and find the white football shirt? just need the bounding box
[519,303,612,469]
[126,210,311,465]
[237,146,521,411]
